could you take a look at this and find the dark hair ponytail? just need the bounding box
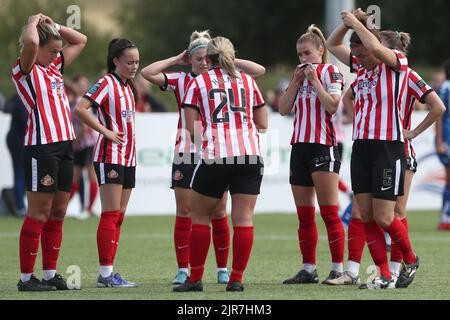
[107,38,138,103]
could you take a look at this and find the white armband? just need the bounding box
[327,83,342,96]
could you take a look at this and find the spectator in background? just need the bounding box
[5,94,28,216]
[430,69,446,95]
[135,76,167,112]
[68,75,99,219]
[266,79,290,113]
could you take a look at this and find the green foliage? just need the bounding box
[119,0,325,69]
[356,0,450,68]
[0,0,110,98]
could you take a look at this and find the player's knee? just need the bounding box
[374,214,393,229]
[176,204,191,217]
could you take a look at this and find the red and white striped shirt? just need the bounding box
[291,64,344,146]
[182,68,265,160]
[350,50,409,141]
[84,73,136,167]
[11,52,75,146]
[400,68,433,157]
[162,71,197,154]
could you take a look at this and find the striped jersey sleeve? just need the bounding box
[52,51,64,73]
[161,72,183,92]
[322,64,344,95]
[181,78,200,111]
[392,49,408,72]
[84,77,109,106]
[408,70,433,103]
[252,78,265,108]
[350,54,359,74]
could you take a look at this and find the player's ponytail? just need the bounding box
[107,38,138,103]
[380,30,411,54]
[207,36,239,79]
[188,30,211,56]
[297,24,328,63]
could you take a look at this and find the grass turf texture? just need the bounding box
[1,211,449,300]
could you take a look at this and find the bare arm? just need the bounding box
[184,106,201,145]
[342,86,355,122]
[326,23,351,66]
[254,106,268,132]
[74,98,125,144]
[235,59,266,79]
[19,14,43,74]
[141,50,189,87]
[404,92,445,140]
[342,11,400,70]
[59,24,87,67]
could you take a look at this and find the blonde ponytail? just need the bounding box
[207,36,239,78]
[19,22,62,51]
[188,30,211,56]
[297,24,328,63]
[380,30,411,54]
[399,32,411,54]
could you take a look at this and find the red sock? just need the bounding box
[338,180,349,193]
[174,216,192,269]
[230,226,254,284]
[212,216,230,269]
[111,212,125,264]
[320,205,345,263]
[97,211,119,266]
[391,217,409,263]
[347,218,365,263]
[364,221,390,278]
[87,180,98,212]
[41,219,64,270]
[19,216,44,274]
[385,216,415,264]
[296,206,318,264]
[70,183,79,200]
[189,224,211,284]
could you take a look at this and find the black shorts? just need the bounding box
[23,141,74,193]
[289,143,341,187]
[171,153,199,189]
[93,162,136,189]
[191,156,264,199]
[74,147,93,167]
[406,156,417,173]
[337,143,344,161]
[351,140,406,201]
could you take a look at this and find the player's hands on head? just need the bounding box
[177,50,190,66]
[341,11,361,29]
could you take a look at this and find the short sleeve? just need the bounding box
[350,79,358,96]
[252,78,265,108]
[160,72,183,92]
[52,51,65,74]
[323,64,344,96]
[350,54,359,74]
[181,78,200,112]
[392,49,408,72]
[83,77,109,107]
[408,70,433,103]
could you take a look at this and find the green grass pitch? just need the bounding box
[1,211,449,300]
